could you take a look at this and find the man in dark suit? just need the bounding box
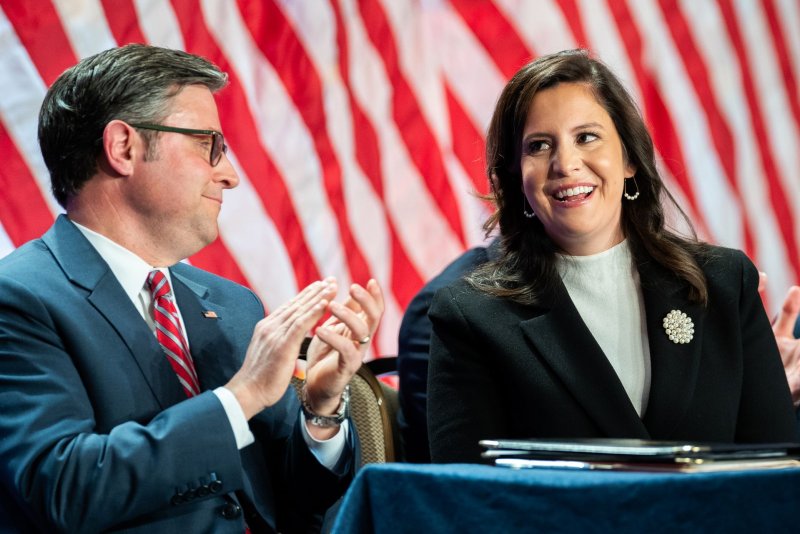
[0,44,384,533]
[397,239,498,462]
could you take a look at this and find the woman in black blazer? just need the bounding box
[427,50,797,463]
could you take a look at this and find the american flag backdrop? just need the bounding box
[1,0,799,357]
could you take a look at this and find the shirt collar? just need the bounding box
[72,221,171,302]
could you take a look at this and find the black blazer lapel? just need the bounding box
[521,283,650,438]
[43,215,186,408]
[638,258,705,437]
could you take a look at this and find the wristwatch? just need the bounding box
[301,384,350,427]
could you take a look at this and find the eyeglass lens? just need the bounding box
[211,133,227,167]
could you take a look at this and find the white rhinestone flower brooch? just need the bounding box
[663,310,694,344]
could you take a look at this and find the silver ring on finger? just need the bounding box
[355,335,371,345]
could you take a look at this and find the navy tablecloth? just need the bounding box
[332,463,800,533]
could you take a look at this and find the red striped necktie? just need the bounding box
[147,270,200,397]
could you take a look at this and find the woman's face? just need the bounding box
[520,82,635,256]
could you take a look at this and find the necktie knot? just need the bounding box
[147,270,171,301]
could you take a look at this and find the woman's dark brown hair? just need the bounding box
[469,49,708,305]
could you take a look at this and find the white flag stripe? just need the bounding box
[733,0,800,306]
[0,224,13,259]
[52,0,116,58]
[378,0,491,250]
[276,0,396,273]
[494,0,576,55]
[680,0,793,309]
[218,151,300,310]
[201,0,352,290]
[339,0,465,279]
[735,1,800,211]
[585,2,717,239]
[434,5,506,136]
[443,153,493,248]
[377,3,494,257]
[630,0,744,247]
[776,0,800,90]
[379,0,450,147]
[574,0,641,106]
[132,0,186,50]
[0,8,60,216]
[275,0,404,347]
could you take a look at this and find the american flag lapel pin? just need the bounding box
[202,310,219,319]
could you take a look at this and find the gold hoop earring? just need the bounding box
[523,196,535,218]
[623,177,640,201]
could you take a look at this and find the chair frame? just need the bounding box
[354,364,396,462]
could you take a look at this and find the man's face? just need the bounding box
[127,85,239,262]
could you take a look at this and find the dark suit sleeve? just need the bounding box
[732,252,798,441]
[427,286,508,463]
[398,247,490,463]
[245,384,354,533]
[274,416,355,532]
[397,284,436,463]
[0,275,244,533]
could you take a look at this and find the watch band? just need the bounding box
[301,384,350,427]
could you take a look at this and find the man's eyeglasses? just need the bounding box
[129,123,228,167]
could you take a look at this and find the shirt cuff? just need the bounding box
[300,413,349,471]
[214,387,255,449]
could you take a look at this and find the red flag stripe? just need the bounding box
[189,238,251,290]
[763,0,800,152]
[449,0,532,80]
[444,84,489,200]
[0,122,53,245]
[656,0,756,259]
[169,0,322,291]
[329,0,425,309]
[555,0,592,49]
[0,6,69,217]
[717,0,800,282]
[194,1,351,290]
[100,0,148,45]
[237,0,370,288]
[357,0,466,247]
[605,0,706,237]
[1,1,77,86]
[673,0,793,305]
[334,0,467,284]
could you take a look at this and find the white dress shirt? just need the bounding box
[73,221,346,468]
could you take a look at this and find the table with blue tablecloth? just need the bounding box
[331,462,800,533]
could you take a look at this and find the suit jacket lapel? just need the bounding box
[521,283,650,438]
[171,270,238,391]
[638,257,705,437]
[43,215,185,408]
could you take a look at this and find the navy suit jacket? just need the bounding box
[0,216,353,533]
[397,244,495,462]
[428,246,798,463]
